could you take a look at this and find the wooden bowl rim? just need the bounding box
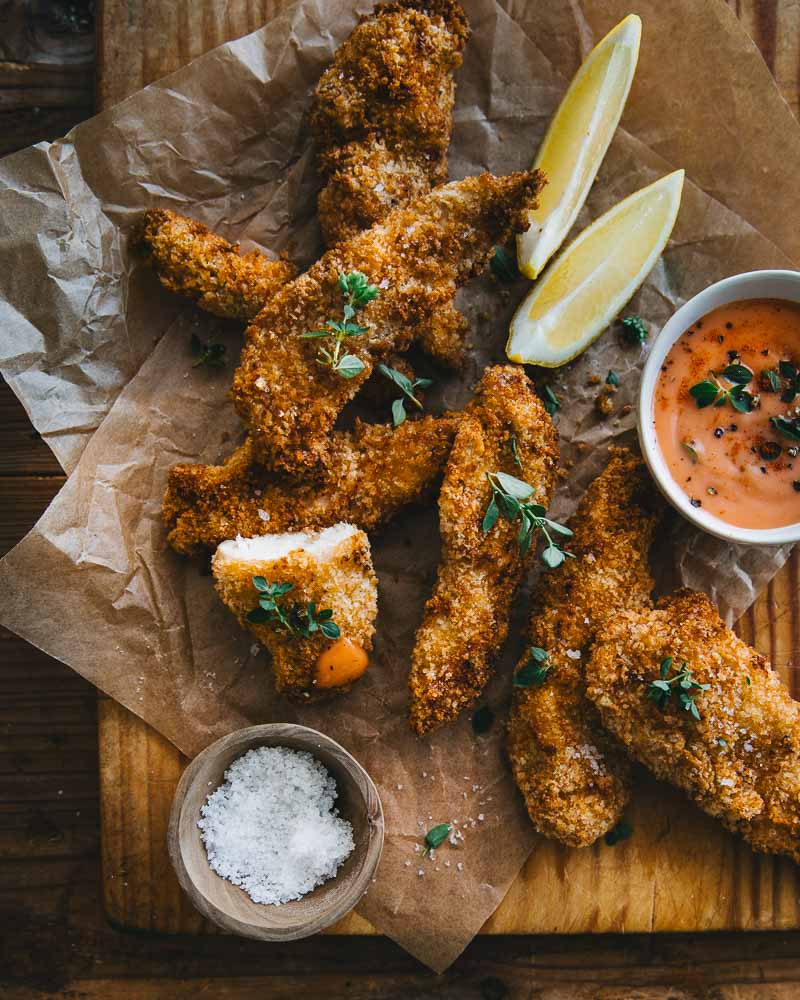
[167,722,384,940]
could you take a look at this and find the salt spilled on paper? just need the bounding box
[199,746,354,906]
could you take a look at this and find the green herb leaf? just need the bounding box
[681,440,699,464]
[689,380,720,408]
[728,388,753,413]
[606,370,619,387]
[489,246,519,282]
[621,315,648,345]
[335,354,366,378]
[482,473,572,567]
[542,385,560,416]
[722,363,753,385]
[510,436,522,469]
[320,620,341,639]
[472,706,495,734]
[771,415,800,441]
[425,823,450,852]
[391,398,407,427]
[494,472,535,500]
[378,363,414,395]
[514,647,551,687]
[764,369,781,392]
[481,496,500,534]
[647,658,708,720]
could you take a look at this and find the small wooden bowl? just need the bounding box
[167,723,384,940]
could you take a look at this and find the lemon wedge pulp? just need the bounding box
[507,169,684,367]
[517,14,641,280]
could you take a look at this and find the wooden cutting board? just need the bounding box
[96,0,800,937]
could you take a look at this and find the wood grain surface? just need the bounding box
[5,0,800,996]
[92,0,800,942]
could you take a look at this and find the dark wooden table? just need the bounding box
[5,1,800,996]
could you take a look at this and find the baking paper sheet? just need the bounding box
[1,0,800,972]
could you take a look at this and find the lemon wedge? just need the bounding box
[507,169,684,367]
[517,14,641,280]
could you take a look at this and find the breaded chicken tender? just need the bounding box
[137,209,296,320]
[164,414,458,556]
[408,366,559,735]
[309,0,469,247]
[213,524,377,700]
[232,170,544,477]
[507,452,661,847]
[586,589,800,864]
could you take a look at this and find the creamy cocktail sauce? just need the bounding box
[654,298,800,529]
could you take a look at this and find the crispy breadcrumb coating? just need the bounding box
[587,589,800,864]
[164,414,458,555]
[310,0,469,247]
[232,170,544,477]
[136,209,296,319]
[212,524,377,700]
[506,452,661,847]
[408,366,559,735]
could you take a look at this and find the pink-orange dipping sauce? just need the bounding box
[655,298,800,529]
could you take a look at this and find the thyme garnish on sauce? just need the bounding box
[646,656,709,721]
[300,271,379,379]
[689,364,755,413]
[481,472,573,567]
[246,577,340,640]
[378,364,433,427]
[513,646,551,687]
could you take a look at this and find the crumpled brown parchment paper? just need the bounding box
[1,0,799,973]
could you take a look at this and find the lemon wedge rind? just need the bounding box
[517,14,642,281]
[507,169,685,367]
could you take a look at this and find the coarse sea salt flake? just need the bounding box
[198,746,354,906]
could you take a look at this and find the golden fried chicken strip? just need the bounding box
[164,414,458,556]
[232,170,544,476]
[310,0,470,247]
[408,366,559,735]
[212,524,377,700]
[137,208,296,320]
[587,589,800,864]
[507,452,661,847]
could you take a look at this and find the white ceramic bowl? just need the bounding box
[638,269,800,546]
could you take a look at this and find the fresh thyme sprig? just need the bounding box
[621,315,648,345]
[689,364,755,413]
[646,656,710,721]
[481,471,573,567]
[246,577,340,640]
[378,364,434,427]
[513,646,551,687]
[191,333,227,369]
[300,271,379,379]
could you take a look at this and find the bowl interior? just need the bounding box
[170,724,383,940]
[638,268,800,546]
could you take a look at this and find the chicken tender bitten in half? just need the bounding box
[213,524,377,700]
[137,209,296,320]
[164,414,458,556]
[310,0,470,247]
[587,589,800,864]
[507,452,661,847]
[408,366,559,736]
[232,170,544,476]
